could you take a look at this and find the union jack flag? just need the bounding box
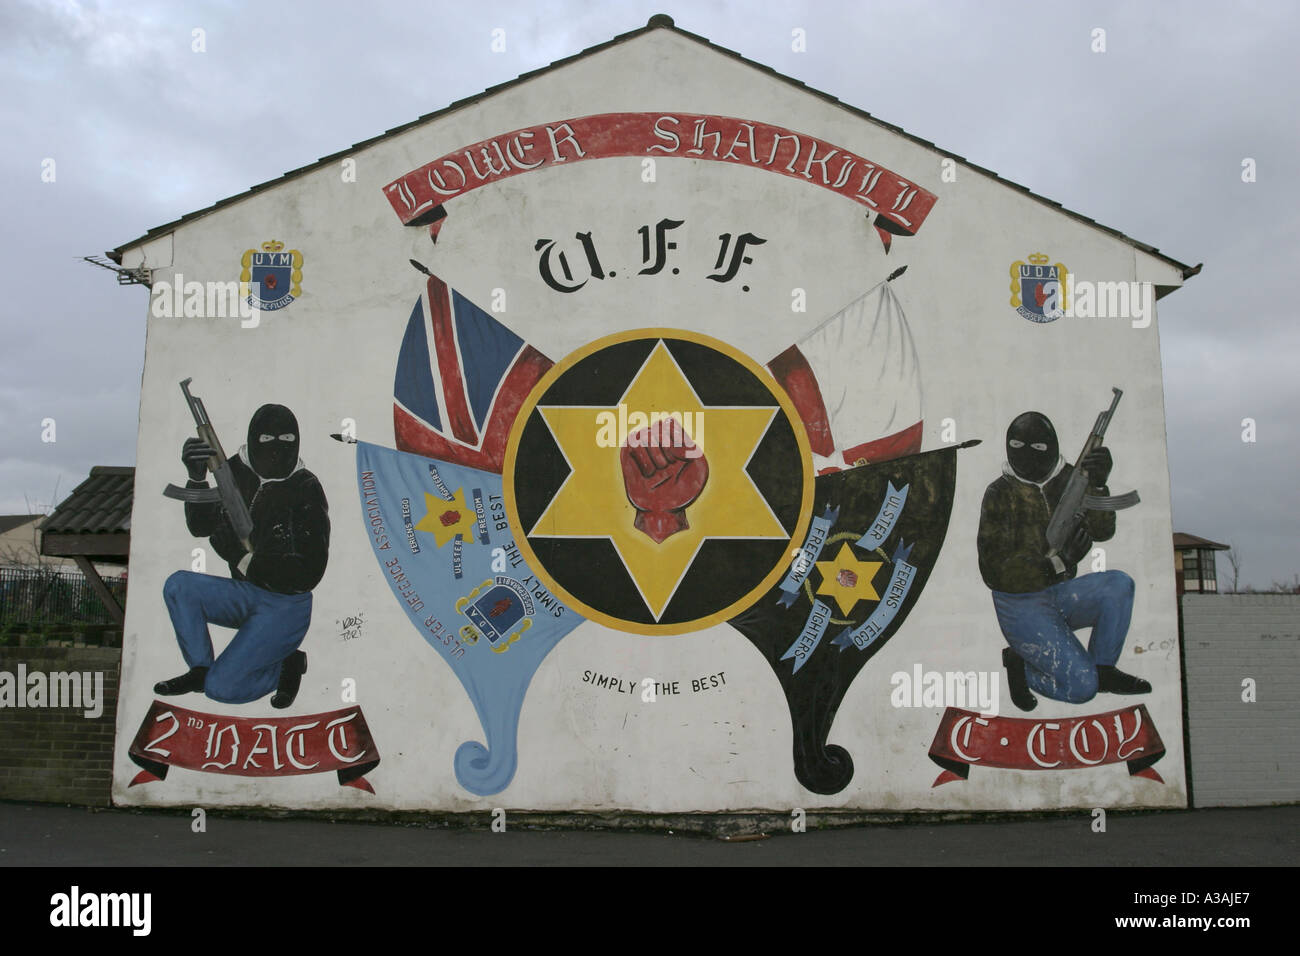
[394,274,553,473]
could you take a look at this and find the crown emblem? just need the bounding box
[1009,253,1068,322]
[240,240,303,311]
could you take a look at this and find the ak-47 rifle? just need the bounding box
[162,378,254,552]
[1045,387,1141,560]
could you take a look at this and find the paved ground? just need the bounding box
[0,801,1295,866]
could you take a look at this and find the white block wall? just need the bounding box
[1183,594,1300,806]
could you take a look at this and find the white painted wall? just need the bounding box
[112,27,1188,812]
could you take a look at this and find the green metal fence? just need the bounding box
[0,567,126,625]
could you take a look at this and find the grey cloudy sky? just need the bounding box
[1,0,1295,589]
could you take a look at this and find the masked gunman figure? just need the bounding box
[155,405,329,708]
[977,412,1149,711]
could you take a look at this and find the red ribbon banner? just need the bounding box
[127,701,381,793]
[927,704,1166,787]
[383,112,937,251]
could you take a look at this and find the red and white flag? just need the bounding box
[768,281,923,474]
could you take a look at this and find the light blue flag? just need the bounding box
[355,441,583,795]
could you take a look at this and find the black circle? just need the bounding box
[511,336,806,628]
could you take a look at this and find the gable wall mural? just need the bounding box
[113,29,1188,812]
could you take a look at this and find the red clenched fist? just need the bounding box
[620,418,709,543]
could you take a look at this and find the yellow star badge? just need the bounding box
[529,341,785,620]
[815,543,882,616]
[414,487,477,548]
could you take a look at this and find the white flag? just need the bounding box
[769,281,923,473]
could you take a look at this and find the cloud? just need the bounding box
[0,0,1295,588]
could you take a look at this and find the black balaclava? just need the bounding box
[247,404,300,480]
[1006,411,1058,483]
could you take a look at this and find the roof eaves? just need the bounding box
[39,467,135,536]
[1173,532,1230,551]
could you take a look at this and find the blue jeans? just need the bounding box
[163,571,312,704]
[991,570,1135,704]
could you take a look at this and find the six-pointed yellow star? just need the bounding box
[414,488,477,548]
[815,542,883,616]
[530,341,786,620]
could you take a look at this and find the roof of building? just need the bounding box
[109,14,1199,282]
[1173,532,1230,551]
[39,466,135,535]
[0,514,42,535]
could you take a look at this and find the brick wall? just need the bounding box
[0,647,120,805]
[1183,594,1300,807]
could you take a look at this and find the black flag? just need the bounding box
[728,443,973,794]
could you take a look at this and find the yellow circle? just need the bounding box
[502,328,814,635]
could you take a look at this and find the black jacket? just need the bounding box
[185,454,329,594]
[977,461,1114,594]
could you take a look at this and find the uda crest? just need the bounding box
[1009,252,1068,323]
[241,239,303,311]
[456,576,533,653]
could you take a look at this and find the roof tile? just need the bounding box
[40,467,134,535]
